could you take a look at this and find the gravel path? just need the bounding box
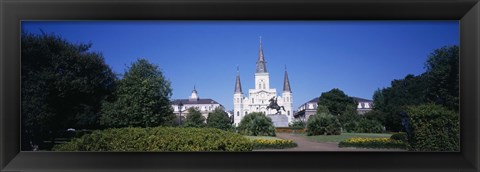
[256,133,406,152]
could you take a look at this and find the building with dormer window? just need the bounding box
[171,87,224,121]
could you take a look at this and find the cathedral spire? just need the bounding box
[234,66,243,93]
[256,36,267,73]
[283,65,291,93]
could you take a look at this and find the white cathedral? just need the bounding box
[233,38,293,126]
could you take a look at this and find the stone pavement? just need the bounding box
[256,133,406,152]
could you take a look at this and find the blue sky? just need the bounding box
[22,21,459,111]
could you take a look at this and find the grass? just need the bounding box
[299,133,393,143]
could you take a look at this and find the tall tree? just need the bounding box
[21,32,116,150]
[183,107,206,128]
[100,59,174,128]
[424,45,459,112]
[317,88,356,116]
[206,107,232,130]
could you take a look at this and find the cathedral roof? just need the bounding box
[234,67,243,93]
[283,68,292,92]
[256,36,267,73]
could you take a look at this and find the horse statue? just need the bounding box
[267,96,285,114]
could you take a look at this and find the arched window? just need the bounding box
[237,111,239,116]
[245,111,247,115]
[288,111,290,116]
[252,98,254,104]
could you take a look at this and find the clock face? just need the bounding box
[261,93,265,98]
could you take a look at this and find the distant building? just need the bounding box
[294,96,373,121]
[171,87,224,121]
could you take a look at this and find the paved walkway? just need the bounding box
[256,133,405,151]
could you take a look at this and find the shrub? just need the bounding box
[306,113,341,136]
[406,104,459,151]
[275,127,306,133]
[339,137,407,149]
[53,127,253,151]
[355,119,384,133]
[251,139,297,149]
[237,112,276,136]
[390,132,408,142]
[343,121,358,133]
[289,120,306,129]
[183,108,205,128]
[206,107,233,131]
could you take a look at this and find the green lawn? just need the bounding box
[244,136,282,141]
[299,133,393,143]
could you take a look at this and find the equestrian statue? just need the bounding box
[267,96,285,114]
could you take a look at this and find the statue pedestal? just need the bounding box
[267,114,289,127]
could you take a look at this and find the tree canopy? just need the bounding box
[317,88,357,116]
[206,107,232,130]
[372,45,459,132]
[183,107,206,128]
[100,59,174,128]
[21,32,116,150]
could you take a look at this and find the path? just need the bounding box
[256,133,405,151]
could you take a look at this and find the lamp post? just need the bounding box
[178,101,183,126]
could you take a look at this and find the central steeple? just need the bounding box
[256,36,267,73]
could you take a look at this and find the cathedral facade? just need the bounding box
[233,38,293,126]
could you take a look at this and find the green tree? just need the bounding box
[237,112,276,136]
[21,32,116,150]
[100,59,174,128]
[183,107,206,128]
[206,107,232,130]
[424,45,459,112]
[373,74,427,131]
[318,88,356,116]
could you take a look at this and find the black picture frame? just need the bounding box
[1,0,479,172]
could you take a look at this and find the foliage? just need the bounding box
[275,127,306,133]
[355,119,384,133]
[289,120,306,129]
[424,45,459,112]
[99,59,174,128]
[237,112,276,136]
[337,104,361,129]
[302,132,393,143]
[405,104,459,151]
[363,110,386,126]
[317,88,357,116]
[21,32,116,150]
[206,107,233,130]
[372,45,459,132]
[390,132,408,142]
[183,108,206,128]
[339,137,407,149]
[53,127,253,151]
[251,139,297,149]
[306,113,342,136]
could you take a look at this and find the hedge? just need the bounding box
[306,113,341,136]
[53,127,253,151]
[339,137,407,149]
[275,127,306,133]
[237,112,276,136]
[406,104,459,151]
[251,139,297,149]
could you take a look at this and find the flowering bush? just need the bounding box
[251,139,297,149]
[53,127,253,151]
[339,137,407,149]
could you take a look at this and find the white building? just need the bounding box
[233,38,293,126]
[171,87,224,121]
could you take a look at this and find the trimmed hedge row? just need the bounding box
[339,137,407,149]
[53,127,253,151]
[275,127,306,133]
[251,139,297,149]
[406,104,459,151]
